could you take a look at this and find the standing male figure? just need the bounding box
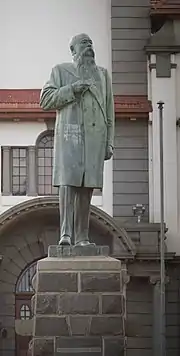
[40,33,114,246]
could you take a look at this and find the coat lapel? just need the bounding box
[89,83,106,122]
[63,65,107,121]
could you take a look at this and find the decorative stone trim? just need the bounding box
[149,63,177,70]
[151,0,180,15]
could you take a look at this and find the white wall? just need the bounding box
[148,54,180,253]
[0,122,47,146]
[0,0,113,216]
[176,53,180,252]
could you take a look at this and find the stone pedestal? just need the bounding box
[30,246,126,356]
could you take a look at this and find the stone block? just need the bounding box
[80,273,121,292]
[90,316,123,335]
[68,316,91,335]
[32,338,54,356]
[38,272,78,292]
[36,294,58,315]
[38,257,121,272]
[102,337,125,356]
[35,316,69,336]
[56,336,101,348]
[102,295,124,315]
[58,294,99,315]
[56,351,100,356]
[48,245,109,257]
[55,336,101,356]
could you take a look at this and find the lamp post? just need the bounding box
[158,101,166,356]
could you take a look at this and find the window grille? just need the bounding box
[37,131,58,195]
[16,261,37,293]
[20,304,31,320]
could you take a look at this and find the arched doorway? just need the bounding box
[15,260,39,356]
[0,197,134,356]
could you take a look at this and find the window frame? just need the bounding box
[36,129,58,196]
[1,146,28,196]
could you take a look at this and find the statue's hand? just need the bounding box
[72,80,90,94]
[105,145,113,160]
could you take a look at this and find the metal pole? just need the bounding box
[158,101,166,356]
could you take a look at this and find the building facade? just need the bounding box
[0,0,180,355]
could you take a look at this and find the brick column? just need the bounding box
[30,246,126,356]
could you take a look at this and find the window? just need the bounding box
[37,131,58,195]
[16,261,37,293]
[12,148,27,195]
[20,304,31,320]
[1,146,27,196]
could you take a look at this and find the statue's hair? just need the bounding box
[70,33,92,54]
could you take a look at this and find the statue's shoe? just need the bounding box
[59,235,71,246]
[75,240,96,247]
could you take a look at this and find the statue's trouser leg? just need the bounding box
[74,187,93,244]
[59,185,76,240]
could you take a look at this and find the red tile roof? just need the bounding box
[114,96,152,118]
[0,89,151,120]
[151,0,180,14]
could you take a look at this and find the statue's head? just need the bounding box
[70,33,95,62]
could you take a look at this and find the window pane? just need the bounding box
[38,185,45,195]
[38,167,44,175]
[38,176,44,185]
[12,185,19,193]
[13,167,19,176]
[12,177,19,185]
[19,157,26,166]
[20,149,26,157]
[20,176,26,185]
[38,158,44,167]
[44,185,51,195]
[20,304,31,320]
[45,157,51,166]
[20,167,26,176]
[52,186,58,195]
[45,148,52,157]
[45,166,52,175]
[45,176,51,185]
[45,139,53,148]
[38,148,45,157]
[13,158,19,166]
[12,149,19,158]
[19,186,26,195]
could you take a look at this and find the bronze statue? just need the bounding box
[40,33,114,246]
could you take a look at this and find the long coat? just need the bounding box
[40,63,114,188]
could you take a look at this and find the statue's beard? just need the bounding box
[74,47,100,82]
